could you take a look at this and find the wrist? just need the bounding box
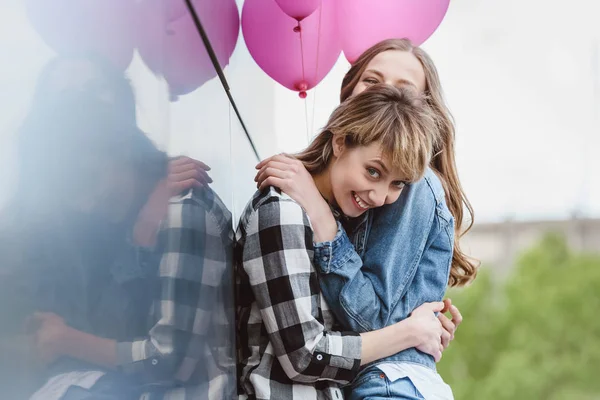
[311,208,337,243]
[395,318,419,349]
[59,325,81,357]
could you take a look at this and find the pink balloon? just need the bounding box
[243,0,341,96]
[25,0,136,70]
[137,0,240,98]
[166,0,190,22]
[337,0,450,63]
[275,0,321,21]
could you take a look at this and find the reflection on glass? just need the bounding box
[1,1,238,399]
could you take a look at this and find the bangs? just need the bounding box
[378,118,430,183]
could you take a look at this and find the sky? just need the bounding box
[272,0,600,223]
[1,0,599,223]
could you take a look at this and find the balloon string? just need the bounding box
[304,93,310,144]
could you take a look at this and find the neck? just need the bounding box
[312,168,333,205]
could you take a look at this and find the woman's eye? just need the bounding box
[367,168,380,178]
[364,78,379,85]
[393,181,406,189]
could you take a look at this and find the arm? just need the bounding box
[38,194,220,383]
[241,195,442,383]
[255,157,455,334]
[314,180,454,333]
[116,192,221,383]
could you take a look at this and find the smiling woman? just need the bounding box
[235,84,445,400]
[297,85,436,219]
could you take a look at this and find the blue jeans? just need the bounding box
[347,367,425,400]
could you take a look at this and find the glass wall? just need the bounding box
[0,0,268,398]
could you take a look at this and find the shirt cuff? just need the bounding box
[313,221,355,274]
[313,331,362,376]
[116,340,163,378]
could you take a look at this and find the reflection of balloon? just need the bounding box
[25,0,136,70]
[274,0,321,21]
[166,0,189,22]
[337,0,450,63]
[137,0,240,99]
[243,0,341,97]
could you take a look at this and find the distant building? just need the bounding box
[461,217,600,273]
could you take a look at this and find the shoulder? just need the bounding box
[407,168,445,206]
[238,187,309,234]
[165,187,232,236]
[375,168,452,230]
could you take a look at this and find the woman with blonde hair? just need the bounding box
[255,38,478,399]
[236,84,446,400]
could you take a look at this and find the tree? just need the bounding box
[438,234,600,400]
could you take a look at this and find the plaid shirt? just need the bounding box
[236,188,362,400]
[117,187,236,400]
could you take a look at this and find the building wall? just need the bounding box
[462,218,600,273]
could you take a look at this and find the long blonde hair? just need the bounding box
[340,38,478,287]
[297,84,439,187]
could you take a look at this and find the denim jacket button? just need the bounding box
[321,256,327,261]
[151,359,159,366]
[316,354,323,361]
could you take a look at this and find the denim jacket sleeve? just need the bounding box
[313,169,454,332]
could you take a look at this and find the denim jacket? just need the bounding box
[313,167,455,371]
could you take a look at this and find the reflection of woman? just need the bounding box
[0,90,169,399]
[255,39,478,399]
[3,54,236,400]
[236,84,447,400]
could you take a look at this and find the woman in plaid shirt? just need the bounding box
[236,84,446,400]
[253,39,475,399]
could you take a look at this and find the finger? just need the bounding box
[171,168,211,186]
[256,155,278,169]
[441,298,452,314]
[169,156,194,169]
[258,176,286,192]
[449,305,463,327]
[190,159,211,171]
[255,164,293,186]
[169,161,212,179]
[441,330,452,349]
[424,301,446,313]
[434,350,442,363]
[437,313,456,338]
[255,160,293,182]
[257,156,296,173]
[256,154,291,169]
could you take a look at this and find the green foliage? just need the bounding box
[438,233,600,400]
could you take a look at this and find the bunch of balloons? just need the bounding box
[26,0,449,99]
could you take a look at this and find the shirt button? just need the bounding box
[316,354,323,361]
[151,359,159,366]
[321,256,327,261]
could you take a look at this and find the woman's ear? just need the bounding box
[332,134,346,158]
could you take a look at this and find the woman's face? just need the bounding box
[351,50,427,97]
[72,158,138,223]
[328,136,407,218]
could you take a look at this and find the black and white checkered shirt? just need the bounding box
[236,188,362,400]
[117,187,236,399]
